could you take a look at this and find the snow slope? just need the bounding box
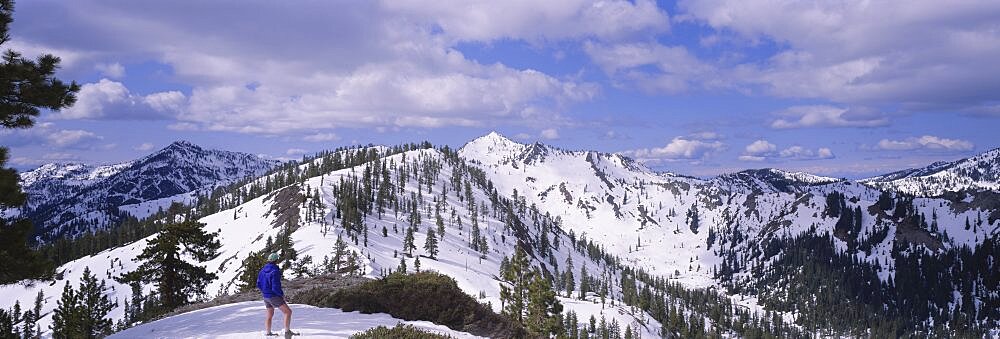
[6,133,999,336]
[460,133,720,288]
[108,301,483,338]
[458,132,1000,306]
[2,147,662,338]
[861,147,1000,196]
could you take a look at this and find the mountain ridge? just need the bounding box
[3,132,998,337]
[16,141,280,240]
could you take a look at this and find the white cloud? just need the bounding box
[144,91,187,113]
[46,129,102,147]
[11,153,83,166]
[14,0,1000,131]
[57,79,183,120]
[677,0,1000,108]
[170,59,597,133]
[875,135,974,152]
[95,62,126,79]
[601,130,628,140]
[4,39,87,68]
[738,155,766,162]
[778,145,835,160]
[303,133,341,142]
[133,143,155,151]
[386,0,669,42]
[286,148,308,155]
[584,41,716,93]
[59,79,129,119]
[577,0,1000,112]
[689,131,722,140]
[744,139,776,155]
[770,105,889,129]
[540,128,559,140]
[624,136,725,162]
[15,2,609,134]
[739,140,835,161]
[964,103,1000,117]
[0,123,105,150]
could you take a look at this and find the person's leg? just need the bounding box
[278,304,293,331]
[265,306,275,333]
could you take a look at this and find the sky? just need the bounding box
[2,0,999,178]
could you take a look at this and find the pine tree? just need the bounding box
[0,0,78,284]
[424,228,439,259]
[471,214,482,251]
[564,265,575,297]
[686,204,700,234]
[21,290,43,338]
[119,220,221,310]
[500,247,531,325]
[52,267,116,338]
[478,235,489,259]
[275,230,297,270]
[0,307,16,338]
[403,227,416,256]
[76,267,115,337]
[51,282,80,339]
[414,255,421,272]
[332,235,348,272]
[237,251,268,292]
[526,269,563,336]
[436,208,445,237]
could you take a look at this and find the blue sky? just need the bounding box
[3,0,999,178]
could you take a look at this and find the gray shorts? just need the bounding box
[263,296,286,308]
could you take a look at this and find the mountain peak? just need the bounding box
[463,132,522,150]
[480,131,516,144]
[458,132,527,166]
[164,140,202,151]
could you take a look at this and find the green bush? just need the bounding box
[349,324,452,339]
[297,271,526,338]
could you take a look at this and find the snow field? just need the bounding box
[108,301,484,339]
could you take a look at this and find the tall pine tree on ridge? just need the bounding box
[0,0,79,284]
[119,220,221,311]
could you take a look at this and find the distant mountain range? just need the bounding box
[15,141,278,240]
[16,133,999,241]
[5,132,998,336]
[861,147,1000,196]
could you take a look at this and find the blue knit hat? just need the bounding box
[267,252,280,262]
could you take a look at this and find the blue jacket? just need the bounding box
[256,262,284,298]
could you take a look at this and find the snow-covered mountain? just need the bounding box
[459,132,1000,332]
[460,132,719,286]
[713,168,842,194]
[2,145,668,338]
[18,141,279,240]
[3,133,998,337]
[861,147,1000,196]
[17,162,133,209]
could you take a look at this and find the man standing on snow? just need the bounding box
[257,252,298,336]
